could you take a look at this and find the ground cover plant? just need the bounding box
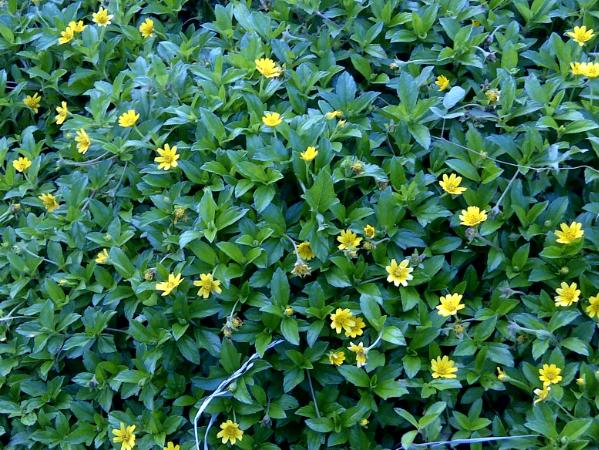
[1,0,599,449]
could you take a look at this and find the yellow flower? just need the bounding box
[576,376,585,386]
[554,222,584,244]
[554,282,580,307]
[330,308,355,334]
[68,20,86,33]
[154,144,180,170]
[13,157,32,173]
[496,367,506,381]
[363,224,375,238]
[95,248,109,264]
[139,18,154,38]
[193,273,222,299]
[59,25,75,44]
[533,385,551,404]
[255,57,283,78]
[163,443,179,450]
[566,25,595,46]
[216,420,243,445]
[300,146,318,161]
[119,110,140,127]
[328,350,345,366]
[360,418,369,427]
[439,173,466,195]
[262,112,282,127]
[38,193,59,212]
[435,75,450,91]
[345,316,366,338]
[348,342,368,367]
[459,206,487,227]
[284,306,294,316]
[436,293,465,317]
[93,7,113,27]
[385,258,413,287]
[112,423,136,450]
[431,355,458,379]
[156,273,183,296]
[586,294,599,318]
[75,129,91,154]
[24,92,42,113]
[55,101,69,125]
[485,89,500,103]
[297,242,315,261]
[571,62,585,76]
[539,363,562,386]
[584,62,599,78]
[337,229,362,251]
[325,110,343,119]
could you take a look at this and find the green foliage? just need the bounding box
[1,0,599,449]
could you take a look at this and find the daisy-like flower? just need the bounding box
[13,157,32,173]
[496,367,506,381]
[139,18,154,38]
[68,20,86,33]
[23,92,42,113]
[75,129,91,154]
[156,273,183,296]
[385,259,414,287]
[554,282,580,307]
[348,342,368,367]
[328,350,345,366]
[95,248,109,264]
[55,101,68,124]
[216,420,243,445]
[571,62,586,76]
[345,316,366,338]
[325,110,343,119]
[112,423,136,450]
[485,89,500,103]
[38,193,59,212]
[330,308,355,334]
[193,273,222,299]
[431,355,458,379]
[300,146,318,161]
[539,363,562,386]
[59,25,75,44]
[435,75,450,91]
[554,222,584,244]
[439,173,467,195]
[262,112,282,127]
[459,206,487,227]
[337,229,362,251]
[154,144,180,170]
[586,294,599,318]
[436,293,465,317]
[119,110,140,127]
[566,25,595,46]
[585,62,599,78]
[255,58,283,78]
[291,261,311,278]
[163,443,180,450]
[297,242,315,261]
[363,224,375,238]
[93,7,113,27]
[533,385,551,404]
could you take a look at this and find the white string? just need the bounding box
[399,434,538,449]
[193,339,284,450]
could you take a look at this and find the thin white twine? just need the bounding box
[399,434,538,448]
[193,339,284,450]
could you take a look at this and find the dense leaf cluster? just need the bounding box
[1,0,598,449]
